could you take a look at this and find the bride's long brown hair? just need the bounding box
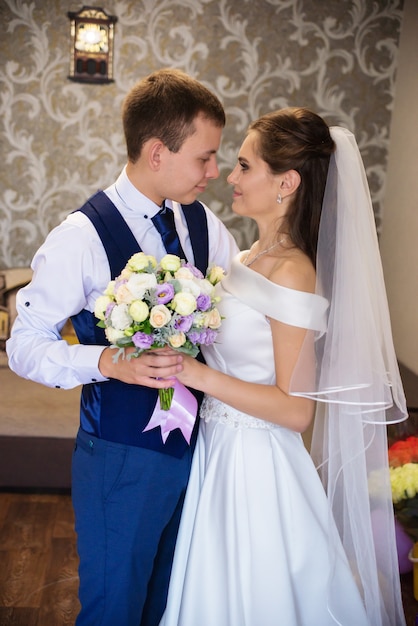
[249,107,335,266]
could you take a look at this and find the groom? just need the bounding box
[7,68,238,625]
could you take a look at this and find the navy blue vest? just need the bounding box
[71,191,208,458]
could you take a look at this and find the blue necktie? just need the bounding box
[152,205,186,260]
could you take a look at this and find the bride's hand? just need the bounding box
[175,354,207,392]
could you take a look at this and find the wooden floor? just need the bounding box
[0,492,417,626]
[0,491,80,625]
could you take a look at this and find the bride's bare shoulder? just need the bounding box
[268,248,316,294]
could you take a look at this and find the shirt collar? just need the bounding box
[114,166,161,218]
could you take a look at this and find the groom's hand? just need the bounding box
[99,346,183,387]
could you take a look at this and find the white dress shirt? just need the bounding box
[6,167,238,389]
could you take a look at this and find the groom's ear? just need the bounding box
[144,138,166,171]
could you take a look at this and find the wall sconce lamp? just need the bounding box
[67,6,117,84]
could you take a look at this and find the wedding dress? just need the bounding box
[160,253,369,626]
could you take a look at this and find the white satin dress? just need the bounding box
[160,253,369,626]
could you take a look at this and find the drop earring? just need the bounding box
[277,193,282,204]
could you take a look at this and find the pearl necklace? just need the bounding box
[243,238,286,267]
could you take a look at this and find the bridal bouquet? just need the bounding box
[94,252,224,411]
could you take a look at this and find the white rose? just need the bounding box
[172,292,197,316]
[207,265,225,285]
[129,300,149,323]
[110,303,132,330]
[149,304,172,328]
[196,278,215,296]
[160,254,181,272]
[127,272,157,299]
[114,283,134,305]
[128,252,157,272]
[104,280,116,297]
[205,307,222,329]
[120,267,132,280]
[176,278,201,298]
[174,267,195,281]
[105,326,126,344]
[94,295,112,320]
[168,332,186,348]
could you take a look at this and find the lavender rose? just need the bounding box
[155,282,175,305]
[132,332,154,350]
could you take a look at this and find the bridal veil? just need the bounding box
[290,127,408,626]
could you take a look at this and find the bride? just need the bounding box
[160,107,407,625]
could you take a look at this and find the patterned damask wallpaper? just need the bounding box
[0,0,404,268]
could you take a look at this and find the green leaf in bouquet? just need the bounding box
[116,335,136,347]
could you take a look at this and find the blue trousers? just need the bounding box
[72,428,192,626]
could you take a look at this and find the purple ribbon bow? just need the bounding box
[142,380,198,444]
